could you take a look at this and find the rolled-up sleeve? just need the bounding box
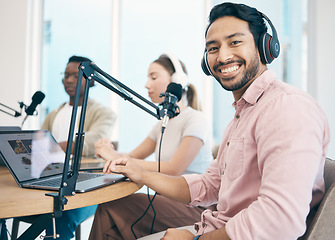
[183,159,222,207]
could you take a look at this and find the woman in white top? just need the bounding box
[89,53,213,240]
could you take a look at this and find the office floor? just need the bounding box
[5,216,94,239]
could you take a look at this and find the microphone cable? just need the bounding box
[130,130,164,238]
[130,83,181,238]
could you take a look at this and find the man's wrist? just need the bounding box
[193,235,201,240]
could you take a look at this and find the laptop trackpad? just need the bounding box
[75,174,126,193]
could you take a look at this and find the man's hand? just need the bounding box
[161,228,195,240]
[95,138,120,161]
[103,156,144,183]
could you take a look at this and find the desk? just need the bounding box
[0,166,141,219]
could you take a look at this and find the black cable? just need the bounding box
[130,127,164,239]
[148,187,157,233]
[150,129,164,232]
[130,190,157,238]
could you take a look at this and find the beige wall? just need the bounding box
[0,0,42,129]
[0,0,29,127]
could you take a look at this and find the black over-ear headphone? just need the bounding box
[201,12,280,76]
[258,12,280,64]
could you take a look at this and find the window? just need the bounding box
[41,0,308,152]
[41,0,113,118]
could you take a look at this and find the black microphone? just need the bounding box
[159,83,183,130]
[25,91,45,115]
[22,91,45,125]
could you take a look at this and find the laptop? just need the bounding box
[0,130,126,193]
[79,158,106,171]
[0,126,22,166]
[79,142,118,171]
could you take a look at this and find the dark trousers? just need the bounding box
[89,193,207,240]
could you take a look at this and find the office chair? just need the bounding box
[212,144,220,160]
[303,157,335,240]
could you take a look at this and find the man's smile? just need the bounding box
[214,61,243,79]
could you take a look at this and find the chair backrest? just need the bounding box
[212,144,220,159]
[304,157,335,240]
[323,157,335,192]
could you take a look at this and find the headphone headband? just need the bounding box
[161,53,189,89]
[201,11,280,76]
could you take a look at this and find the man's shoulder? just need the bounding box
[269,79,317,106]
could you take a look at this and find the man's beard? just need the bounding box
[215,54,260,92]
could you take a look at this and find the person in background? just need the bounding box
[41,55,117,239]
[42,55,116,156]
[89,53,214,240]
[100,3,330,240]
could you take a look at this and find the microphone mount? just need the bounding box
[46,61,167,218]
[0,101,26,118]
[158,87,181,132]
[159,92,180,119]
[1,91,45,127]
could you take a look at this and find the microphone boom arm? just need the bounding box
[86,62,164,120]
[0,102,24,117]
[46,60,166,217]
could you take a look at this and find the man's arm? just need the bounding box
[105,156,192,203]
[197,228,230,240]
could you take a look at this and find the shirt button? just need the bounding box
[236,114,240,119]
[202,222,206,228]
[227,142,230,146]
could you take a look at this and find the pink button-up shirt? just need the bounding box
[184,70,330,239]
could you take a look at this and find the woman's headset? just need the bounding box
[201,12,280,76]
[161,53,189,89]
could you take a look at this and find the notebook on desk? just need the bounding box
[0,130,126,193]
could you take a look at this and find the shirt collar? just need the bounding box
[234,69,277,107]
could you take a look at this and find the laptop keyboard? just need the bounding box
[30,173,104,187]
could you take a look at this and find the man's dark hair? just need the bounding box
[68,55,92,64]
[67,55,94,87]
[205,2,267,49]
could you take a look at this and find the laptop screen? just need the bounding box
[0,130,65,182]
[0,126,22,166]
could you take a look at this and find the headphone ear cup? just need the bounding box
[161,53,189,88]
[171,72,189,88]
[259,32,274,64]
[201,52,211,76]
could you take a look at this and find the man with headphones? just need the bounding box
[108,3,330,240]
